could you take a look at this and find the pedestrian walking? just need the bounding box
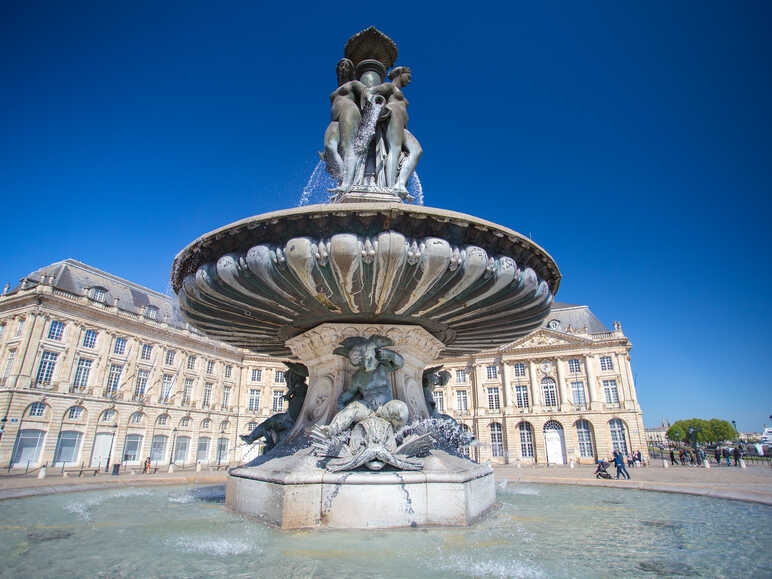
[732,446,741,467]
[722,447,731,466]
[613,450,631,480]
[714,447,721,464]
[670,449,677,465]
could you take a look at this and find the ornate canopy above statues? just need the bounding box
[323,27,422,203]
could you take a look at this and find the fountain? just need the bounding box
[171,27,560,529]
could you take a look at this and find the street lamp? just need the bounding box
[731,420,737,441]
[170,428,178,465]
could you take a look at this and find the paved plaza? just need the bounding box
[0,461,769,506]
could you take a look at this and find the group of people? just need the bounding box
[668,445,744,467]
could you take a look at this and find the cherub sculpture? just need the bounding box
[311,335,433,471]
[422,365,451,417]
[240,362,308,452]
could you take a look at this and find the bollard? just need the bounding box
[569,459,575,469]
[37,465,47,479]
[704,459,710,469]
[168,464,174,474]
[740,458,747,469]
[196,461,202,472]
[662,459,669,468]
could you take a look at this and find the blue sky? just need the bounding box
[2,1,770,430]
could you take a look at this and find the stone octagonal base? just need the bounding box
[226,450,495,529]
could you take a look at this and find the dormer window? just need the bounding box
[145,306,159,321]
[89,287,107,303]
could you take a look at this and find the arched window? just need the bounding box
[609,419,628,454]
[129,412,143,424]
[11,429,46,466]
[575,420,594,457]
[156,414,169,426]
[28,402,47,418]
[541,377,558,407]
[201,419,211,430]
[220,421,230,433]
[150,434,168,462]
[543,420,566,465]
[518,422,534,457]
[489,423,503,457]
[66,406,84,421]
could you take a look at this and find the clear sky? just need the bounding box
[2,2,770,431]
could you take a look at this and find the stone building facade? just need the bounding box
[0,260,646,471]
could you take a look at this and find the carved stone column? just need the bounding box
[584,355,601,410]
[555,358,570,411]
[528,360,541,411]
[285,323,444,440]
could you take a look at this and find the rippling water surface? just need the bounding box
[0,483,769,578]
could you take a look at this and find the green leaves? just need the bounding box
[666,418,737,444]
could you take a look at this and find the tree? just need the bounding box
[667,418,737,444]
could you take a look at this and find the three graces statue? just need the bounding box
[322,27,422,201]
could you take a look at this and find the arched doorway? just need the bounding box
[543,420,566,464]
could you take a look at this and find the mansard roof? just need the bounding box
[13,259,191,331]
[547,302,608,333]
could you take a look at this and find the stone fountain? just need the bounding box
[171,27,560,529]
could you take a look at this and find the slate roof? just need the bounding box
[12,259,191,331]
[10,259,610,336]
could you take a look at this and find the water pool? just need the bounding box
[0,482,769,578]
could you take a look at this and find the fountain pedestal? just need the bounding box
[225,323,496,529]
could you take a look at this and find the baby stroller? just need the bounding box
[595,460,612,479]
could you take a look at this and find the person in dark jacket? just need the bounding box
[714,447,721,464]
[613,450,630,480]
[722,447,731,466]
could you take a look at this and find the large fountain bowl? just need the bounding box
[172,203,560,357]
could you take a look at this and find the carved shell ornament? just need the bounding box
[177,230,553,357]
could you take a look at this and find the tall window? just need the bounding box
[122,434,143,463]
[568,359,581,373]
[274,370,286,384]
[72,358,92,390]
[48,320,65,341]
[165,350,176,365]
[197,437,210,462]
[541,377,558,407]
[571,381,587,407]
[15,319,24,337]
[182,378,193,406]
[157,414,168,425]
[134,369,149,400]
[206,360,215,375]
[432,391,445,413]
[456,390,468,413]
[487,387,500,410]
[486,365,498,380]
[202,383,212,408]
[35,351,58,386]
[489,423,504,457]
[82,329,98,349]
[603,379,620,406]
[187,355,196,370]
[609,419,628,454]
[101,409,115,422]
[225,365,232,378]
[251,368,262,382]
[130,412,143,424]
[515,385,529,408]
[455,369,467,383]
[512,363,526,377]
[576,420,594,457]
[160,374,174,403]
[519,422,535,458]
[29,402,46,417]
[3,349,16,380]
[53,431,83,466]
[248,389,260,411]
[272,390,284,412]
[114,337,127,355]
[600,356,614,371]
[222,386,231,408]
[150,435,167,462]
[140,344,152,360]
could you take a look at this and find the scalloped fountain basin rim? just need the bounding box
[171,203,560,293]
[171,204,561,357]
